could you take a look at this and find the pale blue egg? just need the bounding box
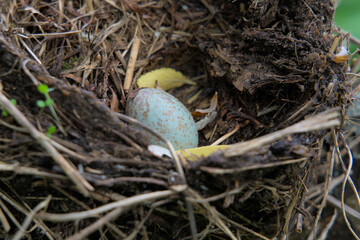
[126,88,198,150]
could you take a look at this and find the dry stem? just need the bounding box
[37,187,185,222]
[224,108,340,157]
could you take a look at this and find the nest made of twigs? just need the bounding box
[0,0,357,239]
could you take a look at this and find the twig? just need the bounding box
[218,212,271,240]
[0,92,93,196]
[94,176,168,187]
[276,99,314,130]
[200,157,307,175]
[318,209,338,240]
[311,144,335,236]
[58,0,64,25]
[37,187,185,222]
[12,196,51,240]
[0,119,28,132]
[0,190,56,240]
[327,195,360,220]
[210,124,239,146]
[305,174,345,202]
[19,40,42,66]
[21,59,40,85]
[66,208,123,240]
[282,173,304,238]
[124,208,154,240]
[186,199,198,240]
[49,139,91,163]
[27,30,81,37]
[296,202,304,233]
[187,184,247,203]
[124,36,141,92]
[188,188,237,240]
[110,128,143,151]
[0,199,22,234]
[0,161,67,180]
[301,0,319,21]
[333,132,360,240]
[224,108,340,157]
[0,205,10,232]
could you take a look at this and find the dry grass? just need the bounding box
[0,0,359,239]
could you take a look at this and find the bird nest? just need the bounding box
[0,0,355,239]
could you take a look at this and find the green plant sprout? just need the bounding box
[36,84,66,136]
[47,125,56,138]
[1,99,17,117]
[36,84,54,108]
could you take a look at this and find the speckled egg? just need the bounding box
[126,88,198,150]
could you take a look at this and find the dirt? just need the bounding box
[0,0,353,239]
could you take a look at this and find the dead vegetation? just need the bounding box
[0,0,359,239]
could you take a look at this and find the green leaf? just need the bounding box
[36,100,46,108]
[47,125,56,137]
[2,110,8,117]
[37,84,49,94]
[45,99,54,106]
[10,99,17,105]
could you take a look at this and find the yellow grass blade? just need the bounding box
[177,145,229,161]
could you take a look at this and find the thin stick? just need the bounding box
[0,161,67,180]
[0,206,10,232]
[58,0,64,25]
[124,37,141,92]
[28,30,81,37]
[186,199,198,240]
[210,124,239,146]
[318,209,338,240]
[0,191,57,240]
[12,196,51,240]
[19,40,42,66]
[218,212,270,240]
[187,184,247,203]
[188,188,270,240]
[110,128,143,151]
[0,199,22,235]
[49,139,91,163]
[311,145,335,236]
[66,208,123,240]
[327,195,360,220]
[22,59,40,85]
[188,189,237,240]
[336,133,360,240]
[224,108,340,157]
[37,187,185,222]
[0,92,93,196]
[124,208,154,240]
[200,157,307,175]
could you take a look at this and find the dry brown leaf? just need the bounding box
[109,87,119,112]
[192,92,218,117]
